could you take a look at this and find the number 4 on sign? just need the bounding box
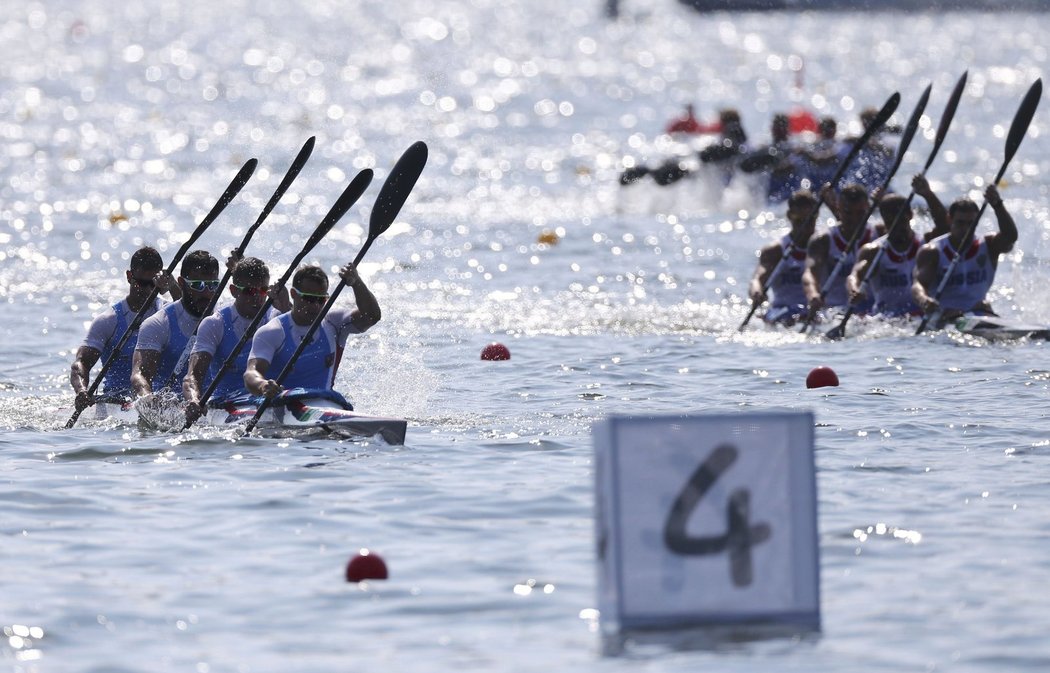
[663,444,772,587]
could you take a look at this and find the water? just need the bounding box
[2,1,1050,671]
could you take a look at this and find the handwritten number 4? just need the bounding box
[663,444,772,587]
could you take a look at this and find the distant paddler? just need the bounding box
[242,263,380,408]
[746,189,819,326]
[69,246,181,412]
[911,184,1017,326]
[182,256,290,423]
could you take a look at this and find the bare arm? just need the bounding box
[748,244,782,303]
[802,235,830,310]
[130,349,160,398]
[913,174,949,241]
[985,185,1017,256]
[911,245,941,314]
[846,243,877,304]
[70,346,101,411]
[182,351,212,423]
[340,264,381,332]
[244,357,281,399]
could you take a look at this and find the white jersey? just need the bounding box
[248,308,362,365]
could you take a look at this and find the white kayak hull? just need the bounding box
[87,397,407,445]
[952,315,1050,341]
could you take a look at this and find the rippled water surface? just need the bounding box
[3,1,1050,671]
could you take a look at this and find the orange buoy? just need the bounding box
[806,366,839,389]
[346,549,388,582]
[481,342,511,361]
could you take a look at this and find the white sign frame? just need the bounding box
[595,412,820,631]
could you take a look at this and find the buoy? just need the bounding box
[537,229,560,245]
[806,366,839,389]
[346,548,388,582]
[481,342,511,361]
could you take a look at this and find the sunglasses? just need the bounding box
[130,277,155,288]
[293,288,328,304]
[184,279,221,292]
[232,283,268,297]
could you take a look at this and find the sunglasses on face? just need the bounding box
[184,278,221,292]
[232,283,268,297]
[130,276,155,288]
[293,288,328,304]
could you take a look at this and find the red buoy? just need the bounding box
[806,366,839,389]
[481,342,511,361]
[346,549,388,582]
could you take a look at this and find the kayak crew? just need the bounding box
[665,104,722,136]
[69,246,181,411]
[747,189,819,326]
[798,116,842,193]
[243,263,380,408]
[802,183,883,319]
[837,107,896,193]
[912,184,1017,325]
[182,256,291,424]
[739,113,806,203]
[845,175,950,317]
[130,250,220,398]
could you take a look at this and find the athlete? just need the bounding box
[130,250,219,398]
[747,189,819,326]
[182,257,291,424]
[69,246,180,411]
[243,263,380,405]
[802,183,883,317]
[912,184,1016,323]
[846,175,950,316]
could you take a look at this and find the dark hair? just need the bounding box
[878,194,910,224]
[819,116,837,138]
[840,184,869,202]
[788,189,817,209]
[948,198,979,217]
[232,257,269,285]
[181,249,219,277]
[130,246,163,272]
[292,265,328,291]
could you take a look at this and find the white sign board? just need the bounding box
[594,412,819,631]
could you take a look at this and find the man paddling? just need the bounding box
[801,183,883,317]
[130,250,220,398]
[747,189,819,326]
[182,256,290,424]
[243,263,380,405]
[845,175,950,317]
[911,184,1017,324]
[70,246,181,411]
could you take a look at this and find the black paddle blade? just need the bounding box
[369,141,428,238]
[926,72,968,168]
[997,78,1042,183]
[889,84,932,178]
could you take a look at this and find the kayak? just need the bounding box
[81,388,407,444]
[952,315,1050,341]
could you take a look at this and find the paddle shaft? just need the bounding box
[915,78,1042,335]
[165,137,317,389]
[829,73,969,339]
[737,92,901,332]
[185,169,376,428]
[242,141,429,435]
[66,158,258,429]
[798,87,930,334]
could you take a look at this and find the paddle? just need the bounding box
[182,167,376,429]
[797,88,924,334]
[164,137,316,389]
[915,78,1042,335]
[242,140,428,435]
[827,72,968,340]
[737,92,900,331]
[66,158,258,429]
